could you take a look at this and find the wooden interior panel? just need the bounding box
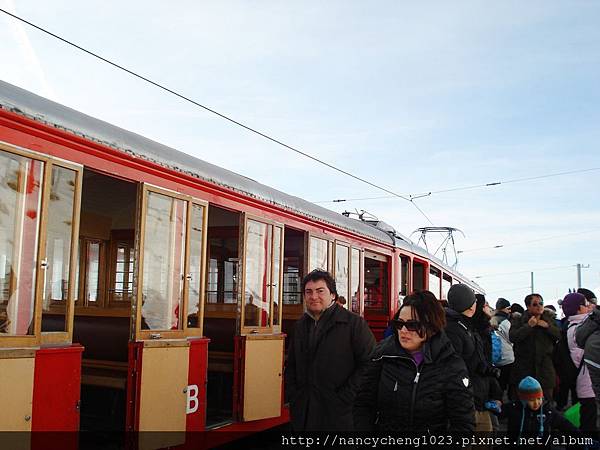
[0,356,35,431]
[138,344,189,432]
[242,337,283,421]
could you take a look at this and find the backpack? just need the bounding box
[491,319,514,367]
[553,323,583,389]
[491,331,503,365]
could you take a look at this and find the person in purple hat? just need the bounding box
[561,292,596,433]
[575,289,600,415]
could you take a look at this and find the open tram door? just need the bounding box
[235,214,285,421]
[126,184,209,446]
[0,143,83,436]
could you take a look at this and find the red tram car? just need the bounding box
[0,80,483,443]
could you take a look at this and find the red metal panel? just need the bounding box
[125,341,144,431]
[186,337,209,431]
[0,112,395,253]
[31,344,83,431]
[232,336,244,421]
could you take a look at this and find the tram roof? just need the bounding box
[0,80,482,291]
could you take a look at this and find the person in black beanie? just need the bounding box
[445,285,502,433]
[491,297,515,395]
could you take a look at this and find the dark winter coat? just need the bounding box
[576,308,600,366]
[509,310,561,390]
[285,303,375,431]
[445,309,503,410]
[354,331,475,433]
[501,400,578,440]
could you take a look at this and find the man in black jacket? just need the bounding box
[509,293,560,401]
[285,269,375,431]
[445,284,502,433]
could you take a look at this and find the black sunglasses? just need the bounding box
[392,319,422,332]
[531,301,543,307]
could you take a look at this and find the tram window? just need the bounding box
[187,203,205,329]
[0,152,43,335]
[110,240,134,304]
[75,171,137,311]
[272,226,283,327]
[283,228,304,306]
[309,236,329,272]
[43,166,78,332]
[140,192,186,331]
[429,267,441,299]
[442,274,452,300]
[350,248,361,314]
[75,238,105,306]
[205,207,239,308]
[335,244,350,308]
[243,220,271,328]
[412,261,425,292]
[399,255,409,299]
[364,253,389,314]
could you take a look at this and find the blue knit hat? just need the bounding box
[518,376,543,401]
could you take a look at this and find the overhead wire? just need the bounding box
[0,8,435,225]
[314,167,600,203]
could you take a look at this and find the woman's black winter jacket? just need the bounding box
[354,331,475,433]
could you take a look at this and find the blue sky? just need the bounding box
[1,0,599,310]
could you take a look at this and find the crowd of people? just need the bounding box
[285,268,600,442]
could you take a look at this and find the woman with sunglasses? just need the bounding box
[354,290,475,433]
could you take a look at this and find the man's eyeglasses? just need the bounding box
[392,319,422,332]
[531,301,543,307]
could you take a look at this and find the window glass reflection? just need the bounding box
[350,248,360,313]
[43,166,77,332]
[335,244,349,308]
[244,220,270,328]
[272,226,282,325]
[0,152,43,335]
[141,192,186,330]
[309,237,328,272]
[187,204,204,329]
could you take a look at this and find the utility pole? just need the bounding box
[531,272,534,294]
[577,263,590,289]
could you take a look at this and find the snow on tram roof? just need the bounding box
[0,80,481,290]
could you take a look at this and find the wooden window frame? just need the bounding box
[108,235,135,307]
[239,213,284,336]
[332,241,350,308]
[74,237,107,308]
[350,247,363,316]
[134,184,208,341]
[0,141,83,348]
[307,232,333,274]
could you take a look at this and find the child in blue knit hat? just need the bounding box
[499,376,578,440]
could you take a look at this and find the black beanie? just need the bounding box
[448,284,476,313]
[496,298,511,310]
